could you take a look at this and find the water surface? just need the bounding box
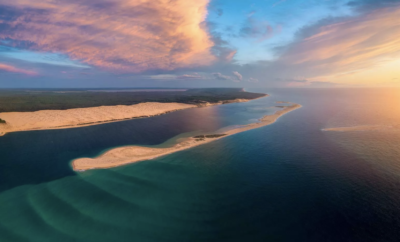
[1,88,400,242]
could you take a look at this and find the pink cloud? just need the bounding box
[177,74,203,80]
[279,6,400,77]
[0,63,37,75]
[0,0,215,72]
[232,71,243,81]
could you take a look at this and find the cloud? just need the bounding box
[240,17,274,42]
[175,1,400,88]
[212,72,243,82]
[232,71,243,81]
[147,74,177,80]
[209,32,237,62]
[0,63,36,75]
[212,72,231,80]
[0,0,215,72]
[2,0,399,88]
[146,73,204,81]
[177,74,204,80]
[348,0,400,12]
[275,6,400,80]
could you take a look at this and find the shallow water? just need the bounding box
[1,88,400,241]
[0,96,278,191]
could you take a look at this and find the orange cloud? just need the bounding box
[280,6,400,78]
[0,0,215,72]
[0,63,37,75]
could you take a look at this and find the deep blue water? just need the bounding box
[1,88,400,241]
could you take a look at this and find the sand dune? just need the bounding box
[0,102,196,136]
[72,103,302,171]
[0,97,267,137]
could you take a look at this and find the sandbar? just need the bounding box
[72,102,302,171]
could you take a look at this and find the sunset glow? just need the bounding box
[0,0,399,87]
[2,1,400,241]
[0,63,37,75]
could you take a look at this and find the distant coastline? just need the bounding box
[0,95,267,137]
[0,88,266,113]
[72,102,302,171]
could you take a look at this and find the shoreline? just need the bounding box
[0,107,194,137]
[0,102,196,136]
[0,96,266,137]
[72,102,302,171]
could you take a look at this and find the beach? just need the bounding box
[0,97,265,136]
[72,103,301,171]
[0,102,198,136]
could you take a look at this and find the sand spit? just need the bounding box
[322,125,395,132]
[72,102,302,171]
[0,102,197,136]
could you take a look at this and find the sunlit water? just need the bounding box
[1,88,400,241]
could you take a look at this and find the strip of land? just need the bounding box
[0,88,267,136]
[0,98,261,136]
[72,102,302,171]
[0,88,266,112]
[0,102,196,136]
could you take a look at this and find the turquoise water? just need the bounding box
[1,89,400,241]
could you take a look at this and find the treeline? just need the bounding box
[0,89,266,112]
[193,134,227,139]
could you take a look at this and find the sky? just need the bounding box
[0,0,400,88]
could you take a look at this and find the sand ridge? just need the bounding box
[0,102,197,136]
[72,102,302,171]
[0,96,268,137]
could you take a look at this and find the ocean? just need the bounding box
[0,88,400,241]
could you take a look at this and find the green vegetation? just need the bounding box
[0,88,266,112]
[193,134,227,139]
[0,118,6,124]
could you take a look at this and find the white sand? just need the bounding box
[0,102,197,136]
[72,103,301,171]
